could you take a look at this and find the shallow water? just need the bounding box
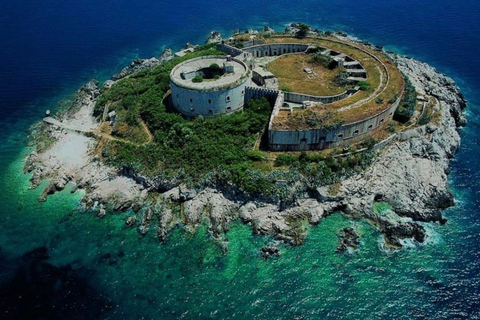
[1,0,480,318]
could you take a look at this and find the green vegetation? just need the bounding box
[335,71,352,86]
[273,150,375,190]
[95,46,280,196]
[209,63,221,71]
[358,81,371,91]
[393,75,416,123]
[386,122,396,133]
[192,75,204,83]
[417,112,432,125]
[94,44,378,200]
[295,23,310,37]
[309,53,337,70]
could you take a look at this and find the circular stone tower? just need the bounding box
[170,55,250,118]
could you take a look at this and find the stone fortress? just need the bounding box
[170,28,404,151]
[170,56,249,118]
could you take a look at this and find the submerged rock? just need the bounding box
[125,216,137,227]
[261,245,280,259]
[336,227,360,252]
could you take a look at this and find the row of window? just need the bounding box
[177,91,244,104]
[253,47,304,58]
[188,95,233,104]
[338,119,386,139]
[188,107,232,114]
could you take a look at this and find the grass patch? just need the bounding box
[268,54,351,96]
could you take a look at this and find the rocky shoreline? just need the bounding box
[24,31,466,252]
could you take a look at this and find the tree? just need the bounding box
[296,23,310,37]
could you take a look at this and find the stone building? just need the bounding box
[170,55,250,118]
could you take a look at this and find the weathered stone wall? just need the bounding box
[171,79,248,118]
[251,70,266,86]
[243,43,309,57]
[216,43,244,57]
[284,89,358,104]
[170,55,250,118]
[245,86,279,102]
[268,98,401,151]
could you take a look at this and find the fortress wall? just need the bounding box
[242,39,265,48]
[171,77,248,118]
[245,86,279,103]
[284,89,357,104]
[216,43,244,57]
[243,43,309,58]
[252,70,266,86]
[268,97,400,151]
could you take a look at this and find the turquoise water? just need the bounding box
[1,0,480,318]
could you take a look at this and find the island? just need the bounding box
[24,24,467,252]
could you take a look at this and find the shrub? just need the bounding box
[386,122,396,133]
[417,112,432,125]
[274,154,299,167]
[295,23,310,37]
[192,75,203,83]
[335,71,352,86]
[360,137,377,150]
[209,63,221,71]
[358,81,371,91]
[310,53,337,70]
[393,75,416,123]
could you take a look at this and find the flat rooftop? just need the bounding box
[170,56,249,91]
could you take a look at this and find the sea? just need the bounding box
[1,0,480,319]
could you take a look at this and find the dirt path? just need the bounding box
[44,116,154,147]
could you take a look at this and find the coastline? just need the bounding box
[23,31,467,252]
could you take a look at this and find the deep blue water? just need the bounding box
[1,1,480,318]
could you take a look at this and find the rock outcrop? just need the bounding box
[113,57,160,80]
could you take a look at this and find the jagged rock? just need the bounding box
[24,153,37,173]
[182,189,237,236]
[179,186,197,202]
[157,207,173,242]
[112,57,160,80]
[263,26,275,33]
[206,31,222,44]
[377,216,426,248]
[159,48,174,64]
[125,216,136,227]
[138,207,155,236]
[161,187,180,202]
[98,208,106,218]
[261,245,280,259]
[103,80,115,89]
[336,227,360,252]
[298,199,324,225]
[43,181,56,195]
[112,201,130,212]
[132,201,143,213]
[53,175,68,191]
[238,202,256,222]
